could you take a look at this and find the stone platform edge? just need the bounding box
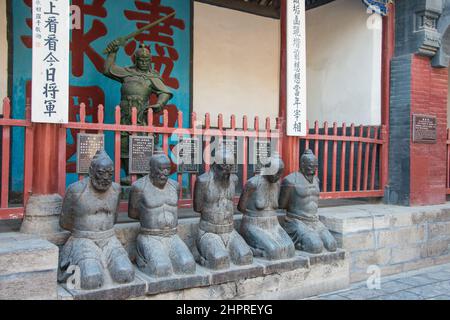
[57,249,348,300]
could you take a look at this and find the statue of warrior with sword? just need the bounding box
[102,12,175,181]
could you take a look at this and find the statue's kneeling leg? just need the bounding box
[136,235,173,277]
[319,228,337,252]
[301,231,324,254]
[276,226,296,259]
[106,238,135,284]
[242,224,290,260]
[169,236,196,275]
[197,231,230,270]
[229,230,253,265]
[78,258,104,290]
[286,219,323,253]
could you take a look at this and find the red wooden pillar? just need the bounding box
[279,0,300,174]
[21,117,64,234]
[32,124,60,195]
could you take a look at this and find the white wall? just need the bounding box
[306,0,382,126]
[0,0,7,114]
[193,2,280,127]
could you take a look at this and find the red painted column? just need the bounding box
[31,124,60,195]
[279,0,300,174]
[410,55,448,205]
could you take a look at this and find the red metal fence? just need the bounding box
[302,121,388,199]
[0,97,388,220]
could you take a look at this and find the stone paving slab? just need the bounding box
[309,262,450,300]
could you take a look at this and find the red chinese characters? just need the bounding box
[124,0,185,89]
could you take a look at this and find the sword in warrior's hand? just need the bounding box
[103,11,176,55]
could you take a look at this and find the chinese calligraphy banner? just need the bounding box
[286,0,307,137]
[32,0,70,123]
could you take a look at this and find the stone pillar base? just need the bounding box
[20,194,69,245]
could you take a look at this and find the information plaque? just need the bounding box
[253,140,272,174]
[177,137,201,173]
[129,135,154,174]
[77,133,105,174]
[412,114,437,144]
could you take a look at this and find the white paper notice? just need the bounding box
[32,0,70,123]
[286,0,307,137]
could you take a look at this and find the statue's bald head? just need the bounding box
[149,153,171,189]
[89,150,114,192]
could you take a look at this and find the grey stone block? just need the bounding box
[254,255,309,275]
[0,233,58,276]
[61,275,146,300]
[136,268,210,295]
[0,270,57,300]
[208,263,265,285]
[298,249,346,266]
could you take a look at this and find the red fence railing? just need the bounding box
[301,121,387,199]
[0,98,388,220]
[0,98,34,220]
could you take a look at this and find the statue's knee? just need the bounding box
[173,251,196,274]
[301,232,324,254]
[79,259,104,290]
[230,238,253,265]
[109,254,135,283]
[320,230,338,252]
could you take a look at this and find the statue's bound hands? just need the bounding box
[105,40,121,54]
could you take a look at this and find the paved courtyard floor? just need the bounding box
[308,263,450,300]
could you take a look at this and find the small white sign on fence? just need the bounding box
[32,0,70,124]
[286,0,307,137]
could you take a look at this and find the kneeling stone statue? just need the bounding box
[194,147,253,270]
[58,150,135,290]
[238,156,295,260]
[279,150,337,254]
[129,153,196,277]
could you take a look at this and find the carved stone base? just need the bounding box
[59,275,146,300]
[20,194,64,238]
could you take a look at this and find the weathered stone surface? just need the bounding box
[61,274,146,300]
[420,239,450,258]
[132,250,349,300]
[351,248,391,270]
[299,249,346,266]
[334,231,375,251]
[20,194,63,236]
[209,263,264,285]
[136,268,210,295]
[0,233,58,300]
[0,233,58,276]
[428,222,450,240]
[254,255,309,275]
[391,246,421,264]
[376,226,426,248]
[0,270,57,300]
